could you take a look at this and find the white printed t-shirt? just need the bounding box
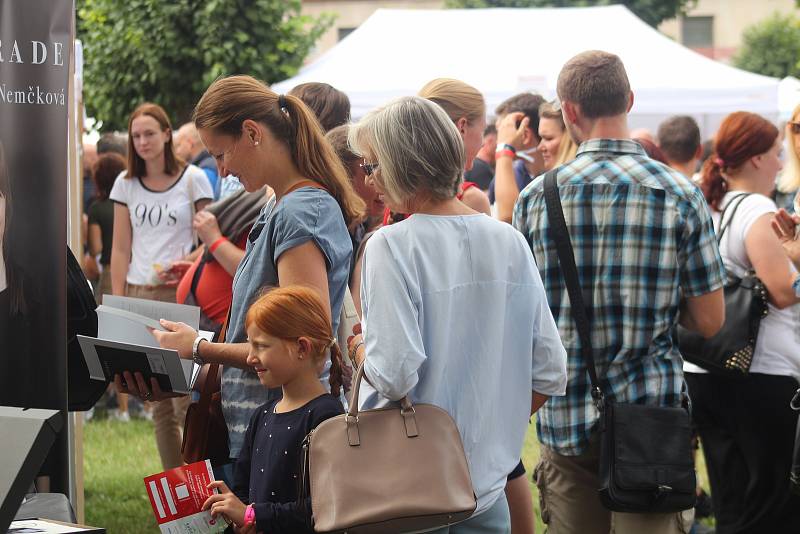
[109,164,213,285]
[684,192,800,379]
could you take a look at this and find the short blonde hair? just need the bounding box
[779,103,800,194]
[418,78,485,125]
[349,96,465,205]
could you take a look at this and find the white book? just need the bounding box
[78,296,213,393]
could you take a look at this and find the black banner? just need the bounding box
[0,0,73,492]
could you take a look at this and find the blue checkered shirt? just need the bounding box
[513,139,725,456]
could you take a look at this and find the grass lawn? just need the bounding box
[84,417,163,533]
[84,416,709,533]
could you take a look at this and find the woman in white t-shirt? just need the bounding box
[109,102,213,470]
[688,111,800,532]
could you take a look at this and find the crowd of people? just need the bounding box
[73,49,800,534]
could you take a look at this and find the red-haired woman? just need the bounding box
[685,111,800,532]
[110,103,214,469]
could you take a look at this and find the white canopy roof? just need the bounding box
[274,5,779,136]
[779,76,800,121]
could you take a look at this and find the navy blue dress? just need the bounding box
[232,393,343,533]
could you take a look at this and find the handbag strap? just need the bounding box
[196,308,230,409]
[283,179,328,197]
[716,193,751,244]
[542,170,604,405]
[185,165,199,249]
[186,254,207,304]
[346,363,417,445]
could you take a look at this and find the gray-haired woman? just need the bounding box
[347,96,567,533]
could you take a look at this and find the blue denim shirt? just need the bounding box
[222,187,352,458]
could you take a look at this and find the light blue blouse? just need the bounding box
[358,214,567,515]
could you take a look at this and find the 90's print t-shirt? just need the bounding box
[109,164,213,285]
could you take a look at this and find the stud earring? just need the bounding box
[254,141,260,146]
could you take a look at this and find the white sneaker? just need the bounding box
[114,410,131,423]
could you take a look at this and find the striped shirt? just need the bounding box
[513,139,725,455]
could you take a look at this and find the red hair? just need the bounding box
[701,112,778,211]
[635,137,668,165]
[245,285,343,397]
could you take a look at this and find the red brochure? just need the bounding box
[143,460,226,533]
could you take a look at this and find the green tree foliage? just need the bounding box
[445,0,695,27]
[77,0,333,131]
[733,12,800,80]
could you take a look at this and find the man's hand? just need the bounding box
[149,320,197,359]
[203,481,247,528]
[497,112,529,151]
[771,208,800,271]
[194,211,223,247]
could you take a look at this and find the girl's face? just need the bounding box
[131,115,169,163]
[461,115,486,171]
[538,117,564,170]
[246,324,301,389]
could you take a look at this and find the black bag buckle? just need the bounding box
[591,386,604,412]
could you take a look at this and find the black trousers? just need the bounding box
[685,372,800,534]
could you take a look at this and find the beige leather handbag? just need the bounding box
[304,363,477,533]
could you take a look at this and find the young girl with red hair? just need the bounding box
[202,285,344,533]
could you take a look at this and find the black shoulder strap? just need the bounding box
[716,193,751,244]
[542,170,603,401]
[187,254,208,303]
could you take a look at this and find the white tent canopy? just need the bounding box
[273,5,779,137]
[779,76,800,121]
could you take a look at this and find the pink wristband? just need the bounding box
[244,503,255,526]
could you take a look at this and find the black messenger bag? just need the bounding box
[543,171,696,513]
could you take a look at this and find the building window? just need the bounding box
[338,27,356,41]
[682,16,713,48]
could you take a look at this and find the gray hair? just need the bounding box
[348,96,465,205]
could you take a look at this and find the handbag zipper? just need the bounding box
[299,429,314,502]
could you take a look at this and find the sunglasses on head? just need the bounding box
[360,160,379,176]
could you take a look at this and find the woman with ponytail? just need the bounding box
[687,111,800,532]
[201,285,344,532]
[129,75,362,480]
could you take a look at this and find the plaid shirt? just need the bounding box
[513,139,725,456]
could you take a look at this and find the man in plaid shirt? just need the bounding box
[512,51,725,534]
